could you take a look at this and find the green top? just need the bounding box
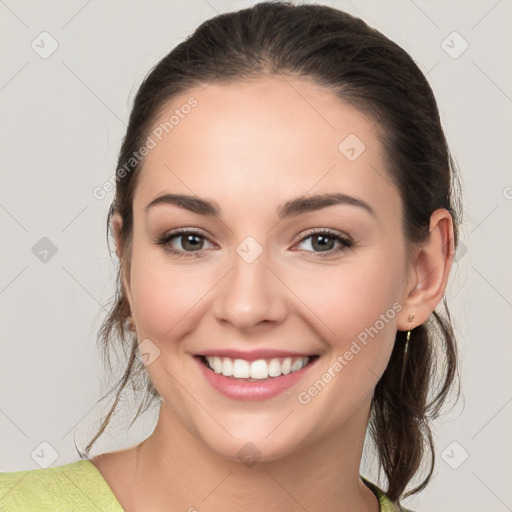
[0,459,412,511]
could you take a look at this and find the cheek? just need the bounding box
[290,258,403,422]
[287,252,403,370]
[128,247,216,342]
[296,255,402,330]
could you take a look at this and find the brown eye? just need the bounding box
[310,234,335,252]
[173,233,205,252]
[156,229,215,258]
[296,229,354,256]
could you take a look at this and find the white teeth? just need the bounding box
[221,357,233,376]
[212,356,222,374]
[281,358,292,375]
[204,356,310,379]
[232,359,250,378]
[249,359,268,379]
[291,358,304,372]
[268,358,282,377]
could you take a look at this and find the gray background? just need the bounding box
[1,1,511,510]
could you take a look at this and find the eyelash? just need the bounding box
[155,228,355,259]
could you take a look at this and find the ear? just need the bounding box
[110,212,134,312]
[397,208,455,330]
[110,212,124,260]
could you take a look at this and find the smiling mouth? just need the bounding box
[195,354,320,381]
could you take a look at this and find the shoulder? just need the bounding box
[361,475,416,512]
[0,459,123,511]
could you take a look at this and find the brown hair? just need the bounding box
[81,2,462,505]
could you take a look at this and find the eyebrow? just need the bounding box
[145,192,376,219]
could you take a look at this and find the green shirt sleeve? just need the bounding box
[0,459,124,511]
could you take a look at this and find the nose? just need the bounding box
[212,246,288,332]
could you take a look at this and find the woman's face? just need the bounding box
[121,77,415,461]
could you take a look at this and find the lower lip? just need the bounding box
[194,356,319,401]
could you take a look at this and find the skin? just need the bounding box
[91,76,454,512]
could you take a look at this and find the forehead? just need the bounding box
[134,76,399,220]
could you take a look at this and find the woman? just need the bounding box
[0,2,461,510]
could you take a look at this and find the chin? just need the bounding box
[195,423,309,467]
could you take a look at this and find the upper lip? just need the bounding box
[196,349,317,361]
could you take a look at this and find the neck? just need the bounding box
[124,400,380,512]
